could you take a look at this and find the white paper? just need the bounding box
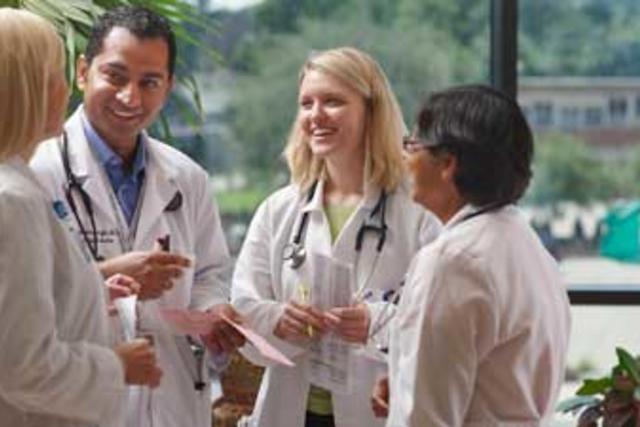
[307,252,353,394]
[113,294,137,341]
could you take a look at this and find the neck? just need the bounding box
[324,156,365,199]
[112,141,137,168]
[439,197,466,224]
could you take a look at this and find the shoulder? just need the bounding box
[29,137,62,177]
[253,184,301,220]
[146,136,210,185]
[0,164,49,224]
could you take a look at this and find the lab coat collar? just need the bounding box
[444,203,510,231]
[63,106,180,235]
[299,178,383,213]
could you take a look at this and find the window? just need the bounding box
[519,1,640,424]
[584,106,603,126]
[533,101,553,127]
[609,97,627,124]
[560,106,580,129]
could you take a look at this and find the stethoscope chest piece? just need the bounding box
[283,242,306,270]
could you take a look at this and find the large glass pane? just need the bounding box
[181,0,489,253]
[519,1,640,424]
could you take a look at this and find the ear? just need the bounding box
[439,152,458,182]
[76,55,89,91]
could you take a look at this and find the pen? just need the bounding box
[297,282,313,337]
[157,234,170,252]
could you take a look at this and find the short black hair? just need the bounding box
[85,6,176,77]
[416,84,534,206]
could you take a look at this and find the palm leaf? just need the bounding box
[10,0,218,143]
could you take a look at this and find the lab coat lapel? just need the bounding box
[64,108,117,225]
[342,187,383,295]
[133,139,177,249]
[302,179,333,256]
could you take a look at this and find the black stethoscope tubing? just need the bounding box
[58,131,183,262]
[283,180,388,269]
[60,132,103,261]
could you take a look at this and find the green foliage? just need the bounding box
[525,132,640,205]
[216,188,268,216]
[520,0,640,76]
[5,0,217,145]
[558,347,640,426]
[525,133,615,205]
[226,0,488,187]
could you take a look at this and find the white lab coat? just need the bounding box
[30,107,233,427]
[231,180,441,427]
[387,205,571,427]
[0,157,125,427]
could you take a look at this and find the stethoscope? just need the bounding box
[282,180,388,270]
[58,131,183,262]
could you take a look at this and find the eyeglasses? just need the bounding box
[402,135,432,153]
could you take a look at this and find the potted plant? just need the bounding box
[558,347,640,427]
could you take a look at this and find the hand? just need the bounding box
[99,251,191,301]
[105,273,141,316]
[200,304,246,355]
[324,303,370,343]
[114,338,162,388]
[371,376,390,418]
[273,301,328,344]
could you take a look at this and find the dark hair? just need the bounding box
[85,6,176,77]
[416,84,533,206]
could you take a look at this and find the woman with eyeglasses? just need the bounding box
[372,85,571,426]
[231,47,441,427]
[0,8,161,427]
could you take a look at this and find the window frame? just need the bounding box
[491,0,640,305]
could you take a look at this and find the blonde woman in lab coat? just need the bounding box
[231,47,441,427]
[372,85,571,427]
[0,8,161,427]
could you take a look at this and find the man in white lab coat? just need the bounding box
[372,85,571,427]
[30,6,244,427]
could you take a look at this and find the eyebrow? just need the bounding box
[99,62,166,79]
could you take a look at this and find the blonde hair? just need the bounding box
[284,46,406,192]
[0,8,65,161]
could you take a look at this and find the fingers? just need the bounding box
[106,273,141,300]
[114,338,163,387]
[149,252,192,269]
[371,377,390,418]
[202,324,246,354]
[288,302,327,332]
[325,305,370,343]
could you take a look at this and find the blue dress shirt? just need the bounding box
[81,112,145,225]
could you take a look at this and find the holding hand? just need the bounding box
[324,303,370,344]
[114,338,162,388]
[371,376,389,418]
[99,251,191,300]
[105,273,141,316]
[200,304,246,355]
[274,301,328,344]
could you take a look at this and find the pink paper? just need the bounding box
[160,308,214,335]
[220,314,295,367]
